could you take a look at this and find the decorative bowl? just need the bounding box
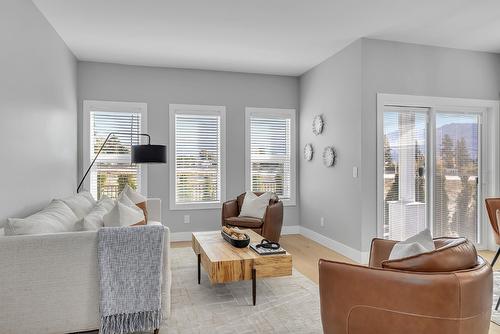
[221,230,250,248]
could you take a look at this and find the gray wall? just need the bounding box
[0,0,77,223]
[300,38,500,254]
[77,62,300,233]
[299,40,363,250]
[360,38,500,251]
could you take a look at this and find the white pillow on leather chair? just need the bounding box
[389,228,435,260]
[239,192,272,220]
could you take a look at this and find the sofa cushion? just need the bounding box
[5,200,79,236]
[225,216,263,229]
[120,185,148,221]
[103,201,145,227]
[60,192,95,219]
[76,196,115,231]
[382,237,478,272]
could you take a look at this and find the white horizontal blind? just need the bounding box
[175,113,221,205]
[250,116,291,199]
[434,113,480,242]
[89,111,141,199]
[383,109,427,240]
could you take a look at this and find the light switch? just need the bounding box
[352,166,358,178]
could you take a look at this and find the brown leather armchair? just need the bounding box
[221,192,283,242]
[319,237,492,334]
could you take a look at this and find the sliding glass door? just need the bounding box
[382,107,482,243]
[383,107,428,240]
[434,113,481,242]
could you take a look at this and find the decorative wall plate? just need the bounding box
[304,143,313,161]
[312,115,324,135]
[323,146,336,167]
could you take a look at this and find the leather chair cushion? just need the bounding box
[382,237,478,272]
[224,216,263,229]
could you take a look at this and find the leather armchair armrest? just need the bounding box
[262,201,283,242]
[221,200,238,226]
[369,238,398,268]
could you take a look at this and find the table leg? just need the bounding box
[197,254,201,284]
[252,268,256,306]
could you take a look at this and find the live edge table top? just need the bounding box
[192,230,292,284]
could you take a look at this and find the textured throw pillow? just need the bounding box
[239,192,272,220]
[388,228,435,260]
[120,185,148,221]
[103,201,146,227]
[60,192,95,219]
[76,196,115,231]
[5,200,79,236]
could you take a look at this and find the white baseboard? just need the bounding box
[282,225,300,235]
[298,226,368,264]
[170,225,368,264]
[170,231,193,242]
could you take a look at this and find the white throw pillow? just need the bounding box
[76,196,115,231]
[118,192,138,208]
[103,201,145,227]
[60,192,95,219]
[389,228,435,260]
[117,192,145,218]
[5,200,79,236]
[120,184,146,204]
[239,192,272,220]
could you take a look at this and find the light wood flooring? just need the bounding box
[172,234,500,333]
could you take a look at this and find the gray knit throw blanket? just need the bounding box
[97,225,165,334]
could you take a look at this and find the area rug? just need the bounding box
[164,247,322,333]
[80,247,322,334]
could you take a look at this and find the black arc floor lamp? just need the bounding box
[77,132,166,193]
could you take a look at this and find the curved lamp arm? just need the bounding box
[77,132,151,193]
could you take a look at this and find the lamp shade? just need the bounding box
[131,144,166,163]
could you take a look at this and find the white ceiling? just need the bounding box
[33,0,500,76]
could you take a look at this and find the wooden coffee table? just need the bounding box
[192,230,292,305]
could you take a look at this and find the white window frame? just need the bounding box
[169,104,226,210]
[376,93,499,250]
[245,107,297,206]
[82,100,148,197]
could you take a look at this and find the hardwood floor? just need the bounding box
[172,235,499,333]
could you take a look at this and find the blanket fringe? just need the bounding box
[100,309,161,334]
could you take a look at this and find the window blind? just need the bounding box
[434,113,480,242]
[383,109,427,240]
[250,117,291,199]
[174,113,221,204]
[89,111,141,199]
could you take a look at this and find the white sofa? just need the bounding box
[0,198,170,334]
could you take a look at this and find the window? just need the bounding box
[377,94,499,248]
[245,107,296,206]
[169,104,226,210]
[83,101,147,200]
